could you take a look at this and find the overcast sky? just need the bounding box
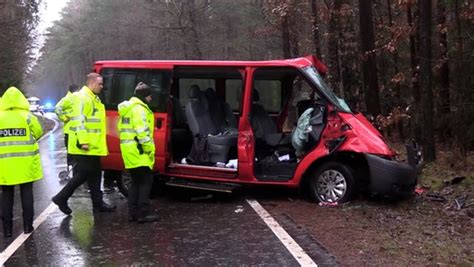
[35,0,70,55]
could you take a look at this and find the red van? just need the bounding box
[94,56,420,204]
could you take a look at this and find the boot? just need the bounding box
[52,196,72,215]
[137,214,159,224]
[24,225,34,234]
[93,202,116,212]
[3,221,12,238]
[137,208,159,223]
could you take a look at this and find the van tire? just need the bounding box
[116,171,131,197]
[309,162,356,204]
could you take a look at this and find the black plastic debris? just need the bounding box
[425,192,447,202]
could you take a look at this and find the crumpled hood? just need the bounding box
[1,87,30,111]
[339,112,395,157]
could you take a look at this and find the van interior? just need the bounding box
[169,66,324,180]
[101,66,325,180]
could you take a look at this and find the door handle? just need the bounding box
[156,118,163,129]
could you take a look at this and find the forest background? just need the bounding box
[1,0,473,163]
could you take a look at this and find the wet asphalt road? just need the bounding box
[0,113,337,266]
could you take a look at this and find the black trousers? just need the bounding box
[55,155,103,207]
[2,182,34,230]
[128,167,153,218]
[64,133,74,166]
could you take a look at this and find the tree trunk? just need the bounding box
[187,0,203,60]
[281,13,291,59]
[327,0,341,90]
[407,5,421,142]
[453,0,463,62]
[437,0,450,114]
[291,28,300,58]
[359,0,381,116]
[387,0,404,139]
[310,0,322,58]
[419,0,436,161]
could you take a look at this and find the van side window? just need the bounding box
[225,79,242,112]
[178,79,215,107]
[101,68,171,112]
[253,80,282,113]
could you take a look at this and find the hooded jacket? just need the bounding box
[55,91,78,135]
[117,97,155,169]
[0,87,43,185]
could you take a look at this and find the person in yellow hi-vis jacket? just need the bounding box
[52,73,116,215]
[118,82,158,223]
[0,87,43,237]
[55,84,78,178]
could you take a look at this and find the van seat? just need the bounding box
[185,85,237,164]
[205,88,237,131]
[251,90,290,146]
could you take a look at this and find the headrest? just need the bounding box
[253,89,260,102]
[189,84,201,99]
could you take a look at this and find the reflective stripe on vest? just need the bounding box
[120,139,136,144]
[0,150,39,159]
[0,137,35,147]
[135,127,150,134]
[138,137,151,143]
[86,118,101,123]
[69,127,101,133]
[70,116,101,123]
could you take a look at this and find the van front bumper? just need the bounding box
[365,154,418,198]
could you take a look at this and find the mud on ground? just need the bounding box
[264,146,473,266]
[264,192,473,266]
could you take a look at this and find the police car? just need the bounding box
[27,97,44,115]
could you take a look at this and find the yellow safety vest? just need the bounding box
[67,86,108,156]
[117,97,155,169]
[55,91,77,135]
[0,87,43,185]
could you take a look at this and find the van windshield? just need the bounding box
[303,66,352,113]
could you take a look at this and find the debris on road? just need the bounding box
[234,205,244,213]
[443,176,466,186]
[425,192,447,202]
[190,194,213,201]
[318,202,339,207]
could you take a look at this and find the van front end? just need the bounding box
[337,112,421,199]
[364,153,418,199]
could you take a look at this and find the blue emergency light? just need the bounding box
[44,102,53,109]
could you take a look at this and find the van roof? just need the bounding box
[94,55,328,74]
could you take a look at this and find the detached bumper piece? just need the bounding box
[365,154,417,199]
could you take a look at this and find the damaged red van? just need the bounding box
[94,55,420,203]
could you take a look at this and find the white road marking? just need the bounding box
[246,199,317,267]
[0,204,58,265]
[38,117,60,142]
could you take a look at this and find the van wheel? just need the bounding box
[117,171,131,197]
[309,162,356,204]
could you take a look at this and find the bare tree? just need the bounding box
[436,0,450,115]
[419,0,436,161]
[310,0,321,58]
[359,0,381,116]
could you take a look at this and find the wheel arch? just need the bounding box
[299,151,370,194]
